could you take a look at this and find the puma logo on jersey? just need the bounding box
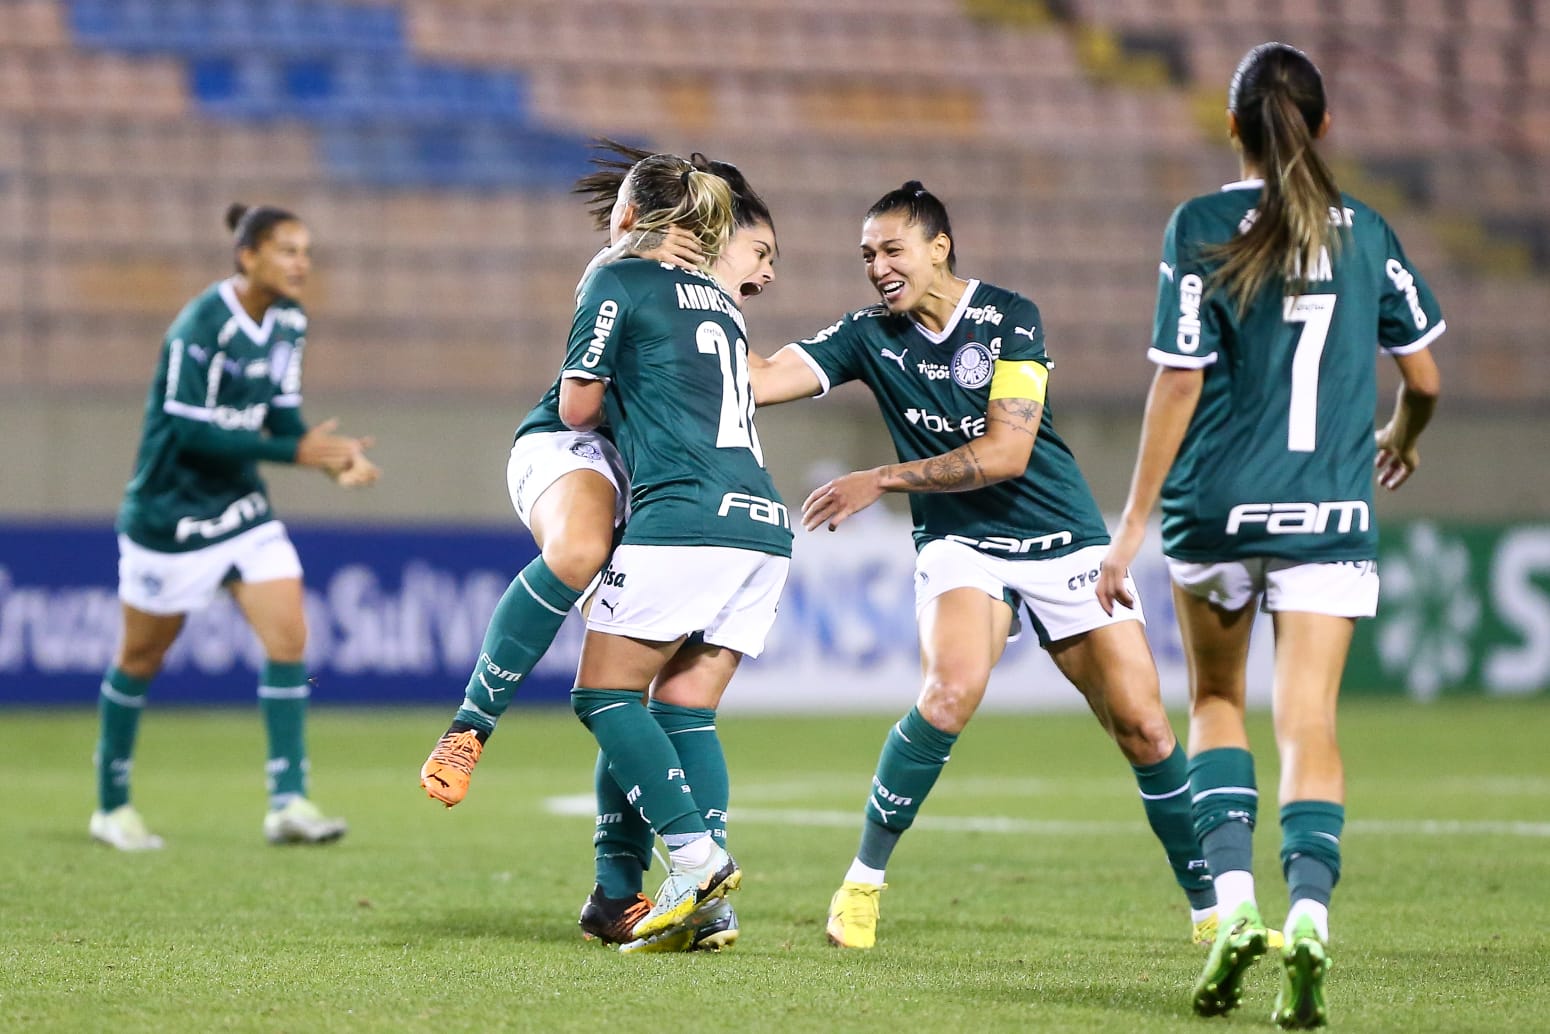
[880,347,909,370]
[1159,261,1176,282]
[1013,325,1037,339]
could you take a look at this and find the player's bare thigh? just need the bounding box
[526,468,618,590]
[652,639,743,711]
[230,577,307,663]
[914,587,1013,733]
[1047,620,1175,765]
[1171,583,1255,753]
[115,603,186,679]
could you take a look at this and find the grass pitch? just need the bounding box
[2,699,1547,1033]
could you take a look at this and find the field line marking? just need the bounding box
[541,796,1550,837]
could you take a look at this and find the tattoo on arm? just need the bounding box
[986,397,1042,441]
[888,443,989,492]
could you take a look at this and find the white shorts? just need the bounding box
[586,543,790,658]
[1167,557,1379,618]
[507,430,630,529]
[118,521,303,616]
[914,539,1144,647]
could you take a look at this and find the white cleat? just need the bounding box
[89,805,165,851]
[263,798,347,845]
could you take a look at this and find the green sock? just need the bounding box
[571,688,703,838]
[1280,800,1344,907]
[593,749,653,899]
[96,667,149,812]
[856,707,958,870]
[259,660,310,806]
[650,700,729,846]
[1134,743,1216,910]
[455,557,584,734]
[1189,747,1258,876]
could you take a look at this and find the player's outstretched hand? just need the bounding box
[333,452,381,488]
[802,469,883,532]
[297,418,376,482]
[1095,522,1144,616]
[1374,422,1419,491]
[628,225,703,270]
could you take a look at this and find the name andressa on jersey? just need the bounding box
[675,281,747,335]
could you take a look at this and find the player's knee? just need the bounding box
[917,674,985,733]
[1110,709,1176,765]
[114,647,165,681]
[542,534,611,590]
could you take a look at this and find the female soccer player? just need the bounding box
[1095,43,1443,1027]
[750,182,1216,951]
[91,203,379,851]
[416,145,777,950]
[557,152,791,948]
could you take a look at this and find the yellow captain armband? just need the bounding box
[988,359,1049,404]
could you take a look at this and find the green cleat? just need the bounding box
[1192,901,1270,1017]
[1272,916,1330,1029]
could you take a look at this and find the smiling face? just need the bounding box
[860,211,951,314]
[239,220,311,302]
[715,219,777,300]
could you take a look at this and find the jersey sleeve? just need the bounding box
[1148,203,1219,369]
[264,336,307,440]
[1376,222,1447,355]
[782,314,864,397]
[163,329,297,463]
[562,265,631,384]
[989,297,1050,404]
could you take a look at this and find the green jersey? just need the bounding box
[562,259,792,558]
[788,280,1110,559]
[117,279,311,553]
[1151,181,1446,562]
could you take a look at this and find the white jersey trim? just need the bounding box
[1148,347,1218,369]
[1221,178,1266,192]
[163,398,217,422]
[911,279,981,345]
[783,344,832,398]
[1382,318,1446,356]
[218,278,276,345]
[271,392,301,408]
[560,369,607,383]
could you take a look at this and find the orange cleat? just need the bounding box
[420,729,484,807]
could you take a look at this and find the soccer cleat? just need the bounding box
[89,805,164,851]
[619,896,740,955]
[690,897,740,952]
[578,886,653,945]
[1195,912,1284,949]
[263,798,347,845]
[1272,916,1330,1029]
[1192,901,1270,1017]
[826,880,886,949]
[420,729,484,807]
[629,845,740,941]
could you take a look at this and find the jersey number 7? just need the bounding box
[1283,294,1336,453]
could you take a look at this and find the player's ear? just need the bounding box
[617,200,639,232]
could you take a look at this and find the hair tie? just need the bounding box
[681,168,694,188]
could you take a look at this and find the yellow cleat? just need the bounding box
[420,729,484,807]
[1195,912,1283,948]
[826,881,886,949]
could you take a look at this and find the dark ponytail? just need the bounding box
[865,181,956,271]
[1204,43,1344,312]
[573,137,772,234]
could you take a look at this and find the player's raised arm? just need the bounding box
[749,344,823,405]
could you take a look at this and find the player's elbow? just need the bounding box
[558,380,605,431]
[559,400,601,432]
[980,436,1033,483]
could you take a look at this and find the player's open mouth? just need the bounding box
[880,280,905,301]
[740,282,763,298]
